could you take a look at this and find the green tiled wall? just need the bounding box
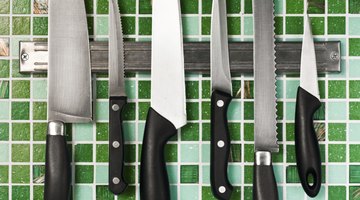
[0,0,359,199]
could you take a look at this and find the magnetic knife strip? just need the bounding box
[19,41,340,73]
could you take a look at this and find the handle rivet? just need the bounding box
[219,186,226,193]
[217,100,224,107]
[217,140,225,148]
[112,141,120,148]
[112,177,120,184]
[21,53,29,61]
[112,104,120,111]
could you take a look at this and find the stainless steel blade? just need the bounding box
[48,0,92,123]
[253,0,278,152]
[151,0,186,129]
[211,0,232,95]
[300,14,319,100]
[109,0,126,97]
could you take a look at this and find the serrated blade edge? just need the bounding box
[253,0,278,152]
[109,0,126,97]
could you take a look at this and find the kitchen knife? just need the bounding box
[210,0,233,199]
[295,13,321,197]
[45,0,92,199]
[108,0,128,194]
[139,0,186,199]
[253,1,279,200]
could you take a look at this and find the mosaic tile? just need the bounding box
[33,0,48,14]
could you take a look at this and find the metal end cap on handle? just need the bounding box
[255,151,272,166]
[47,121,65,136]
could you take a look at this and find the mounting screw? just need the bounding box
[112,104,120,111]
[112,141,120,148]
[112,177,120,184]
[217,140,225,148]
[21,53,29,61]
[330,51,339,61]
[219,186,226,193]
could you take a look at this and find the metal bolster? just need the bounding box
[47,121,65,136]
[255,151,272,166]
[19,41,341,74]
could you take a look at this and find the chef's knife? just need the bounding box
[45,0,92,199]
[108,0,128,194]
[139,0,186,199]
[295,13,321,197]
[210,0,233,199]
[253,1,279,200]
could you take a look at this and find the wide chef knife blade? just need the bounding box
[45,0,92,199]
[253,0,279,200]
[210,0,233,199]
[108,0,128,194]
[295,12,322,197]
[140,0,186,199]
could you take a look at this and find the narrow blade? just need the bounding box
[151,0,186,129]
[48,0,92,123]
[109,0,126,97]
[300,14,319,100]
[211,0,232,94]
[253,0,278,152]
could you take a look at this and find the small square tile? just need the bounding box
[328,123,346,141]
[95,101,109,120]
[33,123,46,141]
[350,145,360,162]
[139,17,152,36]
[350,38,360,56]
[12,0,30,14]
[275,17,284,35]
[244,165,253,183]
[181,0,198,14]
[33,17,48,35]
[95,165,107,184]
[97,0,108,14]
[180,185,199,199]
[75,165,94,183]
[96,185,115,200]
[138,102,150,120]
[33,0,48,14]
[308,0,325,14]
[328,0,346,13]
[0,60,9,78]
[0,17,10,35]
[0,165,8,183]
[181,123,199,141]
[286,0,304,14]
[12,17,31,35]
[139,0,152,14]
[329,186,346,200]
[0,101,9,120]
[243,102,254,120]
[75,144,93,162]
[228,17,241,35]
[11,165,30,183]
[328,165,346,184]
[32,80,47,99]
[96,144,108,162]
[350,81,360,98]
[350,0,360,13]
[183,16,199,36]
[96,123,108,141]
[350,165,360,183]
[96,16,108,35]
[180,165,199,183]
[12,80,30,99]
[122,17,136,35]
[286,17,303,35]
[11,101,30,120]
[328,102,347,120]
[350,102,360,120]
[328,80,346,98]
[181,144,199,162]
[12,144,30,162]
[33,165,45,184]
[165,144,178,162]
[0,0,10,14]
[311,17,325,35]
[0,123,9,141]
[328,144,346,162]
[0,81,9,99]
[12,123,30,141]
[0,38,9,56]
[328,17,346,35]
[244,0,252,13]
[0,144,9,162]
[12,186,30,200]
[32,144,45,162]
[202,17,211,35]
[138,81,151,99]
[286,186,305,199]
[85,0,94,14]
[32,102,47,120]
[119,0,136,14]
[73,123,93,141]
[167,165,178,184]
[74,185,93,199]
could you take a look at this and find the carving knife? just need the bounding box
[140,0,186,199]
[108,0,128,194]
[253,1,279,199]
[295,12,321,197]
[45,0,92,199]
[210,0,233,199]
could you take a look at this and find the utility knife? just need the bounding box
[253,0,279,199]
[139,0,187,199]
[108,0,128,194]
[45,0,92,199]
[210,0,233,199]
[295,13,322,197]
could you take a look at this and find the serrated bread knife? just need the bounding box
[139,0,186,199]
[210,0,233,199]
[108,0,128,194]
[295,13,322,197]
[45,0,92,199]
[253,1,279,200]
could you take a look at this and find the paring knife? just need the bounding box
[140,0,186,199]
[295,12,322,197]
[253,1,279,200]
[45,0,92,199]
[210,0,233,199]
[108,0,128,194]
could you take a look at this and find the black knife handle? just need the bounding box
[253,151,278,200]
[109,96,128,194]
[210,90,233,200]
[140,108,177,200]
[44,122,71,200]
[295,87,322,197]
